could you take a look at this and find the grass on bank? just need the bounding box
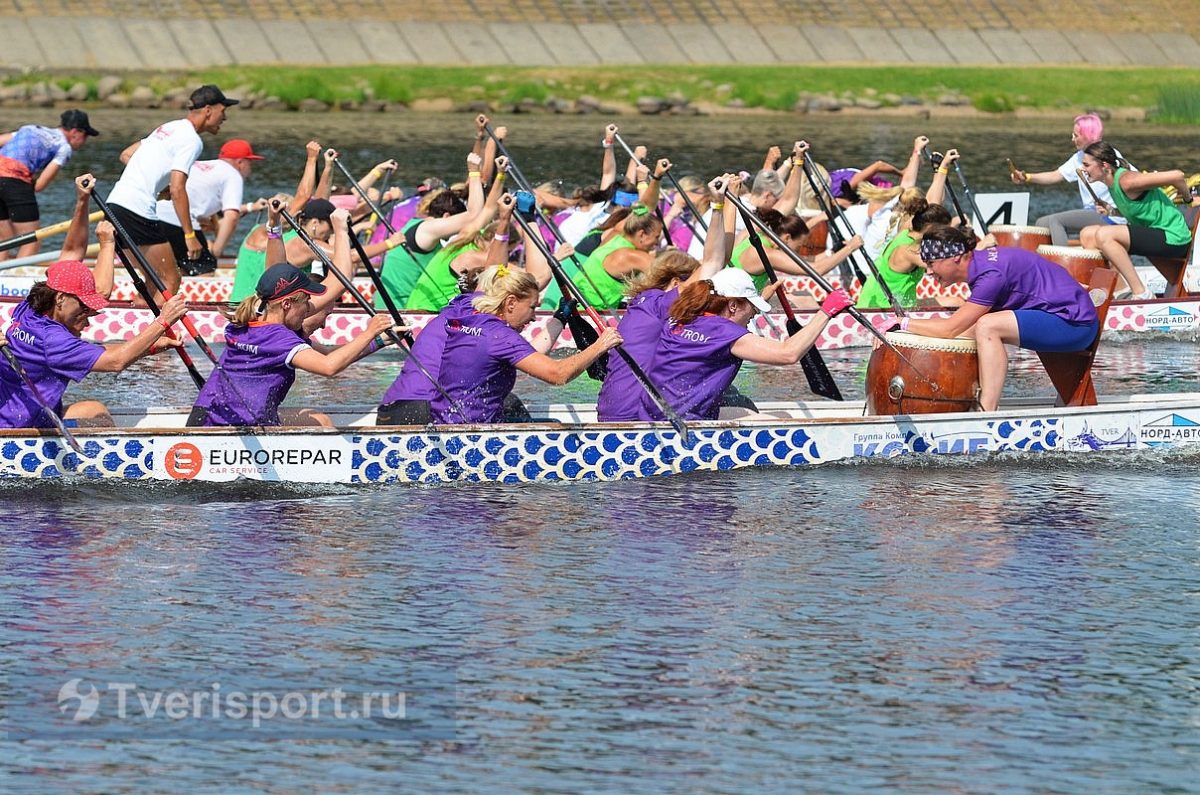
[10,65,1200,122]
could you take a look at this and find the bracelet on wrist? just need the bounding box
[183,232,196,240]
[157,316,172,331]
[494,233,510,242]
[637,181,649,190]
[370,169,381,179]
[936,167,949,176]
[495,172,506,182]
[267,231,282,240]
[899,317,910,331]
[711,202,724,211]
[385,238,397,250]
[468,171,482,179]
[1024,174,1032,184]
[602,139,613,148]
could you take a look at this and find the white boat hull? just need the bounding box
[3,394,1199,484]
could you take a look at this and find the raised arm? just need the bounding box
[692,175,733,282]
[773,141,807,216]
[925,148,959,206]
[92,221,117,297]
[625,144,646,185]
[288,141,322,214]
[638,158,671,208]
[315,148,337,200]
[899,135,928,189]
[309,208,356,314]
[600,124,618,190]
[481,124,503,185]
[61,173,96,262]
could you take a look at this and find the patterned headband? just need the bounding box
[919,238,968,262]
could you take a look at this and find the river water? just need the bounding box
[3,111,1199,793]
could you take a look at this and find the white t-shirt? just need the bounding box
[108,118,203,220]
[557,203,610,246]
[686,206,746,260]
[155,159,244,228]
[1057,149,1129,224]
[827,196,898,260]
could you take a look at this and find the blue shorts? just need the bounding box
[1014,310,1099,352]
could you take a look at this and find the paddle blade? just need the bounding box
[800,349,843,401]
[566,314,608,381]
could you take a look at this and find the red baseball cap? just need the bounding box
[46,260,109,311]
[219,139,264,160]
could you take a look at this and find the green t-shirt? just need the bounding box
[575,234,635,309]
[731,237,772,292]
[405,242,478,312]
[232,227,298,302]
[375,218,439,309]
[856,229,923,309]
[1109,167,1192,247]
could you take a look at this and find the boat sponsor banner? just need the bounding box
[153,434,356,482]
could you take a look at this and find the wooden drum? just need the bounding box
[1036,244,1106,286]
[796,217,829,258]
[990,224,1052,252]
[866,331,980,415]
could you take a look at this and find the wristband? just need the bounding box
[711,202,724,211]
[936,167,949,176]
[899,317,910,331]
[265,224,282,235]
[468,171,481,178]
[650,174,662,181]
[385,238,397,250]
[602,139,613,148]
[494,172,506,182]
[370,168,382,179]
[183,232,196,240]
[1024,174,1032,184]
[267,231,282,240]
[637,181,649,190]
[795,157,804,166]
[157,316,172,331]
[494,233,510,242]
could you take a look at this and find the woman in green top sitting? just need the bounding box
[571,203,663,309]
[1079,140,1197,300]
[730,209,862,306]
[405,165,508,312]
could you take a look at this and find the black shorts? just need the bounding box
[1128,225,1191,259]
[0,177,39,223]
[162,223,215,274]
[376,399,432,425]
[107,202,170,246]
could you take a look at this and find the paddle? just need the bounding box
[0,244,101,272]
[0,344,84,456]
[612,131,708,241]
[511,209,689,438]
[0,211,104,253]
[950,158,989,235]
[89,190,208,390]
[1076,168,1114,215]
[800,147,901,315]
[922,147,970,228]
[481,123,622,323]
[727,192,935,380]
[278,205,469,419]
[732,200,843,401]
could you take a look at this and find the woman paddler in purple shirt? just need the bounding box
[637,268,854,422]
[375,193,568,425]
[430,263,623,424]
[188,207,397,428]
[595,173,737,422]
[899,224,1099,411]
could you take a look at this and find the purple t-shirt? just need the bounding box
[637,313,749,421]
[193,322,310,426]
[430,311,536,423]
[380,292,477,405]
[596,286,677,421]
[968,247,1098,323]
[0,301,103,429]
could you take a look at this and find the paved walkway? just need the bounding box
[1,7,1199,68]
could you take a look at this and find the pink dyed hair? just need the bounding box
[1073,113,1104,146]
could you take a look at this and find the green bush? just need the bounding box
[1154,85,1200,124]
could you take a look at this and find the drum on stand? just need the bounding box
[866,331,980,415]
[1036,244,1106,286]
[990,224,1051,252]
[796,217,829,258]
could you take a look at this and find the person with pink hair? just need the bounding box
[1010,113,1131,245]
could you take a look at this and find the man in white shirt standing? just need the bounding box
[156,138,265,275]
[106,84,236,303]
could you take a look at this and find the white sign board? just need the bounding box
[969,192,1030,228]
[154,434,355,482]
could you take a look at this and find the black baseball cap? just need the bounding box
[257,263,328,302]
[299,198,335,222]
[189,84,239,110]
[60,109,99,137]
